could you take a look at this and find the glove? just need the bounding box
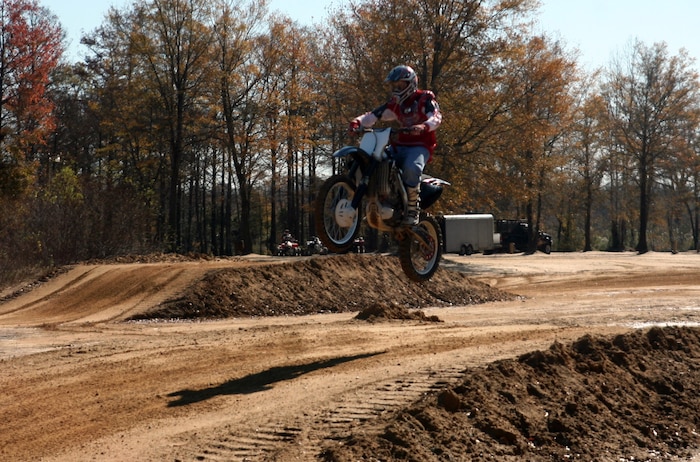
[348,120,361,135]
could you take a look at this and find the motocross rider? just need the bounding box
[349,65,442,226]
[281,229,295,243]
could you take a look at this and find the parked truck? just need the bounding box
[440,214,554,255]
[440,214,501,255]
[496,219,553,254]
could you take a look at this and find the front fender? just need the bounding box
[333,145,361,158]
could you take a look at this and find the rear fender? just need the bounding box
[420,175,450,210]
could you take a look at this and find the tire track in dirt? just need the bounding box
[0,266,97,318]
[78,266,191,323]
[174,365,468,461]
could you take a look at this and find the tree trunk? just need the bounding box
[636,167,649,253]
[584,176,593,252]
[237,177,253,255]
[168,151,180,250]
[210,160,217,254]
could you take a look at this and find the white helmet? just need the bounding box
[385,65,418,104]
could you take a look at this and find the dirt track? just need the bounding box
[2,251,700,461]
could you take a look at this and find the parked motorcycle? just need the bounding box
[276,239,300,256]
[302,236,329,256]
[314,127,449,282]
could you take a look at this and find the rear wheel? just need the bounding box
[398,214,442,282]
[314,175,361,253]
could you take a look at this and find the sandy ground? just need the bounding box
[1,251,700,461]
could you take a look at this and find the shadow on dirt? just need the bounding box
[167,351,384,407]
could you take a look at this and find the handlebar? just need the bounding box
[350,127,415,135]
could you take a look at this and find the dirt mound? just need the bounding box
[130,253,512,320]
[322,326,700,461]
[355,301,443,322]
[86,252,219,264]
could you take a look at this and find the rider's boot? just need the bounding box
[403,185,420,226]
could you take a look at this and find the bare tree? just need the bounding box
[602,40,700,253]
[131,0,216,250]
[566,87,607,251]
[212,0,268,254]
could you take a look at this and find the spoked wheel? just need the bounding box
[398,214,442,282]
[314,175,361,253]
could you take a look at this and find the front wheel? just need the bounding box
[398,214,442,283]
[315,175,361,253]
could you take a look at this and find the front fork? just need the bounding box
[350,158,378,209]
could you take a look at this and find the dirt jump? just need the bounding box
[1,251,700,461]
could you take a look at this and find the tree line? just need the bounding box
[2,0,700,283]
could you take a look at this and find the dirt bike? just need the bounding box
[314,127,449,282]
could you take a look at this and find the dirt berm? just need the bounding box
[128,253,513,320]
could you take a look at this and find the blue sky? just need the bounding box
[536,0,700,70]
[42,0,700,72]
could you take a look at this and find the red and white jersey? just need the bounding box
[354,90,442,158]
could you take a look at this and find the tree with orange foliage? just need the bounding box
[0,0,63,197]
[494,35,579,252]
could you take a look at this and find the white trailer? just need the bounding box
[442,214,501,255]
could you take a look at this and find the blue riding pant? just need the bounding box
[391,145,428,188]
